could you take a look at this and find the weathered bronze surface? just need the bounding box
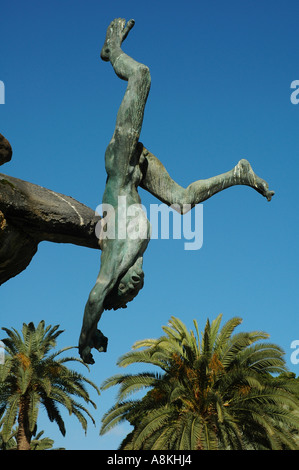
[0,19,274,364]
[78,19,274,363]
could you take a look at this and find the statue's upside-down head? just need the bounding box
[104,257,144,310]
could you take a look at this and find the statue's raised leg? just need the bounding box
[140,146,274,214]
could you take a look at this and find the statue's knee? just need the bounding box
[137,64,151,87]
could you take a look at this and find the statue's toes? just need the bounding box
[266,190,275,202]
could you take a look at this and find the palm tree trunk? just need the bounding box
[17,397,31,450]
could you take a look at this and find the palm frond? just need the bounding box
[100,314,299,451]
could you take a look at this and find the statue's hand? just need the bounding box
[92,329,108,352]
[79,345,95,365]
[79,329,108,364]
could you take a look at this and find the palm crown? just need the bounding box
[0,321,100,450]
[100,314,299,450]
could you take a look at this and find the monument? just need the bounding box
[0,18,274,364]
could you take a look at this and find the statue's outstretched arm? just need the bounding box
[140,145,274,214]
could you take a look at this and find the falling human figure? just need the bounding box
[78,18,274,364]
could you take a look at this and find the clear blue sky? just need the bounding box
[1,0,299,450]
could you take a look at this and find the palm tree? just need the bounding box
[0,424,64,450]
[0,423,17,450]
[0,321,100,450]
[100,315,299,450]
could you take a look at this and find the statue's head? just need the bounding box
[104,258,144,310]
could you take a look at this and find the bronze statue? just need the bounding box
[0,19,274,364]
[78,18,274,364]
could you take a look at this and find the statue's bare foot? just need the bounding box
[235,159,275,201]
[101,18,135,62]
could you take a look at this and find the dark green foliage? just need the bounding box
[0,321,100,449]
[100,315,299,450]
